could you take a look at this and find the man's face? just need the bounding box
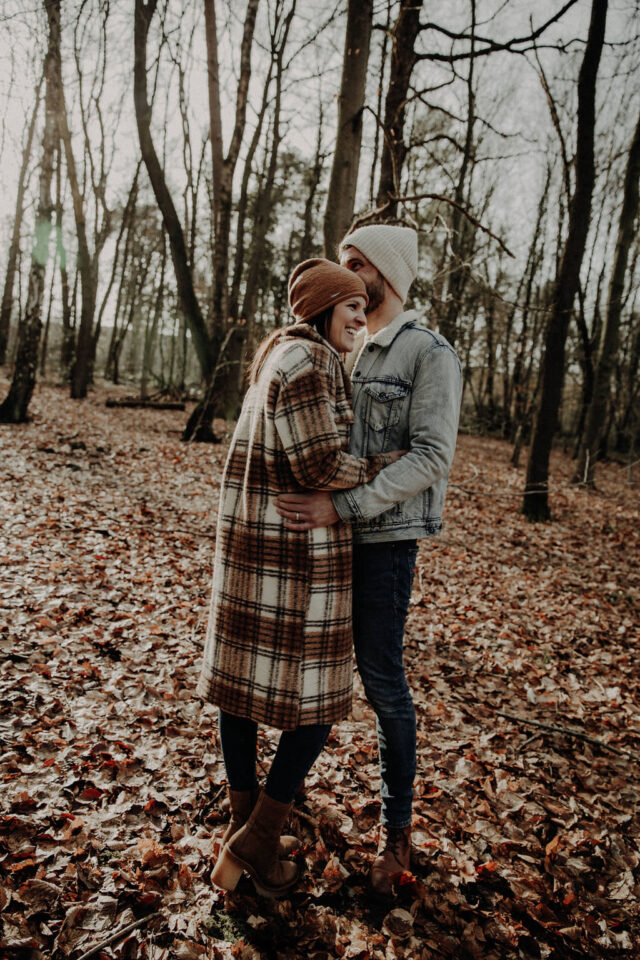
[339,247,386,314]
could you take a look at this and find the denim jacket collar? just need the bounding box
[366,310,419,348]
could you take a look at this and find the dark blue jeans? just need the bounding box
[353,540,418,829]
[218,710,331,805]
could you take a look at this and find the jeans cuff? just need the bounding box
[381,816,413,830]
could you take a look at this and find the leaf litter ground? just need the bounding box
[0,381,638,960]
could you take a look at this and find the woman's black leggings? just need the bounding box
[218,709,331,804]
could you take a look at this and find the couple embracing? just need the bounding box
[196,224,462,900]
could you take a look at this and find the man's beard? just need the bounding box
[364,273,385,314]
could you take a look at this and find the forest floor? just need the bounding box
[1,379,639,960]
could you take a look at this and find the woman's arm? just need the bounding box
[274,358,397,491]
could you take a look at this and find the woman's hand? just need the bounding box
[386,449,407,462]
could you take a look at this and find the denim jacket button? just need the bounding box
[354,370,361,376]
[368,344,375,352]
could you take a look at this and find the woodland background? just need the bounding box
[0,0,639,512]
[0,0,639,957]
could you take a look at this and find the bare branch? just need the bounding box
[497,711,640,762]
[351,193,515,258]
[418,0,582,61]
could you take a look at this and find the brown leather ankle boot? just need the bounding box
[220,787,299,857]
[370,825,412,899]
[212,790,300,897]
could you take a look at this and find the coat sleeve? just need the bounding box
[274,357,395,490]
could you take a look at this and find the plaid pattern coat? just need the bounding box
[196,323,394,730]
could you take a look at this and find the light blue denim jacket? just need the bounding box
[332,310,462,543]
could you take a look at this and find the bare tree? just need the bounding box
[376,0,421,214]
[208,0,296,422]
[134,0,216,438]
[300,104,325,262]
[0,73,43,366]
[523,0,608,520]
[228,55,275,323]
[205,0,259,331]
[141,226,167,399]
[240,1,295,329]
[202,0,261,422]
[0,0,59,423]
[374,0,582,218]
[439,0,477,348]
[54,140,74,377]
[508,165,552,454]
[574,104,640,485]
[322,0,373,257]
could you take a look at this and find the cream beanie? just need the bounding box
[339,225,418,302]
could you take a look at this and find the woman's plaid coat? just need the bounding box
[196,324,394,730]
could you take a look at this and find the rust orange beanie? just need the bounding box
[288,258,368,322]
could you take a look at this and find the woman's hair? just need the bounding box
[248,328,284,385]
[248,309,334,385]
[307,308,333,342]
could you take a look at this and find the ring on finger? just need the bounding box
[296,512,300,522]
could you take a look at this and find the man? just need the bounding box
[275,224,462,898]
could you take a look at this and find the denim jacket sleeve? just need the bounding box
[332,342,462,521]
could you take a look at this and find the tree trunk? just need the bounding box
[93,166,140,365]
[300,105,324,262]
[440,0,477,348]
[0,0,60,424]
[0,74,43,366]
[56,82,97,400]
[52,139,74,379]
[141,229,167,398]
[369,0,392,206]
[204,0,224,301]
[208,0,294,424]
[613,315,640,454]
[502,167,549,438]
[228,58,274,321]
[574,104,640,484]
[134,0,213,388]
[523,0,608,520]
[570,286,595,455]
[322,0,373,257]
[205,0,260,401]
[376,0,421,214]
[40,235,57,376]
[105,194,136,382]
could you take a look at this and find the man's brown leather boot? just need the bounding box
[370,825,412,899]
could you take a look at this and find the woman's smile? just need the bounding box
[326,296,367,352]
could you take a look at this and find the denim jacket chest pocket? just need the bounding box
[361,379,411,448]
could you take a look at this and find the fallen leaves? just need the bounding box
[0,382,638,958]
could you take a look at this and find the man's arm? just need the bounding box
[275,446,406,530]
[275,345,461,531]
[333,343,462,521]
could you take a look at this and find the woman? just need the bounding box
[197,259,403,897]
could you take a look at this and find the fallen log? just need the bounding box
[105,398,185,410]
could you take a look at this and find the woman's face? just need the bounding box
[326,297,367,353]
